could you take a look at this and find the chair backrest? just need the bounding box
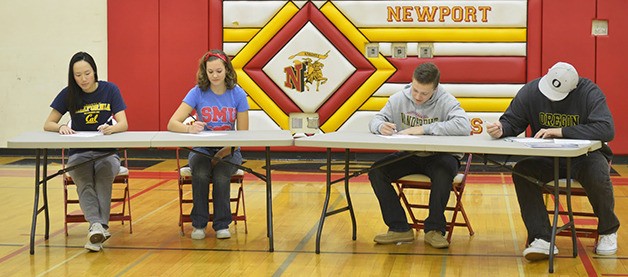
[458,154,473,185]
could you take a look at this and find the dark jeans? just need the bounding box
[188,147,242,231]
[512,150,620,244]
[368,152,460,234]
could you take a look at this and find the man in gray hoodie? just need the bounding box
[368,62,471,248]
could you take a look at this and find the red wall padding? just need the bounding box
[526,0,543,81]
[541,0,596,80]
[387,57,527,84]
[597,0,628,153]
[108,0,160,131]
[158,0,209,130]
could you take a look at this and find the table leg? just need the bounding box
[43,149,50,240]
[265,147,274,252]
[29,149,41,255]
[344,149,357,240]
[315,148,333,254]
[548,157,560,273]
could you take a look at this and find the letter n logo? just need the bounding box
[284,63,305,92]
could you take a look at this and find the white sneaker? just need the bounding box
[216,229,231,239]
[596,232,617,255]
[523,238,559,262]
[191,228,206,240]
[84,241,102,252]
[88,223,106,244]
[103,228,111,242]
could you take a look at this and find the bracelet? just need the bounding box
[59,123,66,132]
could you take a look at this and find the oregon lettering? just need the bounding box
[401,113,438,127]
[539,112,579,128]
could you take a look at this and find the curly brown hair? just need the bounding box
[196,49,237,91]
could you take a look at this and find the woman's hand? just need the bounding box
[58,124,75,135]
[187,120,206,133]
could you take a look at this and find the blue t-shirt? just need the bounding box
[183,84,249,131]
[51,81,127,131]
[50,81,127,154]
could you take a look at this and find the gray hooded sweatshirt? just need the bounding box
[369,84,471,157]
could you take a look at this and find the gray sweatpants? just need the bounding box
[67,150,120,227]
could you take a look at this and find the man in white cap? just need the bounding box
[486,62,619,261]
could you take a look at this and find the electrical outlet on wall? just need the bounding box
[592,20,608,36]
[365,43,379,58]
[289,113,319,134]
[418,43,433,58]
[392,43,407,59]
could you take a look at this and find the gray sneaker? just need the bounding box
[424,230,449,249]
[84,241,102,252]
[103,228,111,242]
[373,230,414,244]
[88,223,106,244]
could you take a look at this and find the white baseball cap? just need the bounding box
[538,62,579,101]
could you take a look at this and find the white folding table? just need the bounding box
[295,131,601,273]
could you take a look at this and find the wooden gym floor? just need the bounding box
[1,152,628,276]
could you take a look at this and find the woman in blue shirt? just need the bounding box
[167,49,249,240]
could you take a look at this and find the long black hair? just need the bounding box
[67,52,98,115]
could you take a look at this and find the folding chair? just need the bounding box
[62,149,133,235]
[394,154,474,242]
[542,161,612,244]
[176,148,247,235]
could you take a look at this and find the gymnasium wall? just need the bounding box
[107,0,628,154]
[0,0,625,155]
[0,0,108,148]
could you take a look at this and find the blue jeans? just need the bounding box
[368,152,460,234]
[513,151,620,244]
[188,147,242,231]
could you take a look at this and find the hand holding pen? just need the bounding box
[380,122,397,136]
[486,121,503,139]
[186,113,206,134]
[97,116,115,135]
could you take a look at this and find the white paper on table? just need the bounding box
[378,134,419,139]
[553,138,591,145]
[65,132,102,138]
[182,132,227,137]
[503,137,549,143]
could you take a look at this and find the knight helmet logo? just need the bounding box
[283,50,329,92]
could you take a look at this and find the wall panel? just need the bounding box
[541,0,596,79]
[597,0,628,153]
[108,0,160,130]
[159,0,209,130]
